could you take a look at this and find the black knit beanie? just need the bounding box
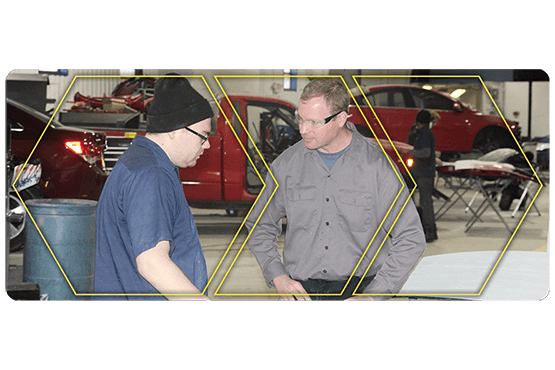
[415,109,431,124]
[146,76,214,133]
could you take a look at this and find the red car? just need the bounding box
[7,98,108,200]
[349,85,521,157]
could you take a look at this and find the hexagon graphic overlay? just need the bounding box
[350,74,544,298]
[12,72,544,300]
[212,75,415,298]
[14,74,239,298]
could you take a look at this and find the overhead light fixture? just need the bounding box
[119,69,135,76]
[39,69,68,76]
[422,85,433,90]
[450,89,466,99]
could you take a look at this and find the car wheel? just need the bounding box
[474,128,516,154]
[7,185,43,253]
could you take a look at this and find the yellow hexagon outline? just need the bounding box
[212,75,416,297]
[13,72,544,299]
[212,73,544,299]
[350,74,544,298]
[13,74,243,298]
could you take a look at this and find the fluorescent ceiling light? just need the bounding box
[450,89,466,99]
[422,85,433,90]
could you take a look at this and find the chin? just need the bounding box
[177,160,196,169]
[304,142,320,151]
[303,138,316,150]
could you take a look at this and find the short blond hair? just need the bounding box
[300,78,349,114]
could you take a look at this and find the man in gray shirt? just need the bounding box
[245,78,426,300]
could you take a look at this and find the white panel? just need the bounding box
[531,81,549,139]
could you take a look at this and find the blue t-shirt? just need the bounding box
[317,145,349,170]
[94,135,208,300]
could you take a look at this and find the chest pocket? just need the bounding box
[286,185,318,228]
[337,189,373,232]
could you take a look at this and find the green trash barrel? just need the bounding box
[23,199,97,301]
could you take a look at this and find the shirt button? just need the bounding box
[323,270,327,274]
[325,222,329,226]
[324,246,328,250]
[326,197,329,202]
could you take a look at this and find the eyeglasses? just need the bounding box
[184,126,210,145]
[294,109,344,129]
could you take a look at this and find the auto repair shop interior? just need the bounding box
[5,69,550,301]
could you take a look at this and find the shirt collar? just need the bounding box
[132,135,177,172]
[343,121,365,163]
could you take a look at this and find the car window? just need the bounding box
[245,104,296,151]
[392,90,405,107]
[364,88,407,108]
[354,95,370,107]
[409,88,454,110]
[371,90,389,107]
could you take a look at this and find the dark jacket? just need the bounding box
[410,124,436,178]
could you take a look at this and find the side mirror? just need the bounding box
[9,118,24,132]
[453,102,463,112]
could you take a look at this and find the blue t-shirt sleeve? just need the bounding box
[122,167,178,260]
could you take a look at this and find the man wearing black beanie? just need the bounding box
[94,75,214,300]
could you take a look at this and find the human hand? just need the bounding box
[273,275,312,301]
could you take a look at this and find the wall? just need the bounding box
[12,69,549,140]
[503,82,529,137]
[504,81,549,139]
[156,69,328,106]
[531,81,549,138]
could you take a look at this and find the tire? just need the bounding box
[474,128,517,154]
[8,185,43,253]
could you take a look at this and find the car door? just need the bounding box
[367,87,415,143]
[407,87,469,152]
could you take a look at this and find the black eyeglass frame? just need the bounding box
[294,109,345,128]
[322,110,344,124]
[184,126,210,144]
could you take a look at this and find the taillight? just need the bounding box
[65,141,83,155]
[407,158,414,167]
[65,139,106,171]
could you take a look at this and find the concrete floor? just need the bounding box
[203,171,550,300]
[6,171,550,301]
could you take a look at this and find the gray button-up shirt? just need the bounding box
[245,122,426,295]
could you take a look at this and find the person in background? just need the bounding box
[408,109,438,243]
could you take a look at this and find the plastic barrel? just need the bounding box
[23,199,97,301]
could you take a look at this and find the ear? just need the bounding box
[337,111,349,128]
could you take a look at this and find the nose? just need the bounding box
[203,139,211,150]
[299,122,310,135]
